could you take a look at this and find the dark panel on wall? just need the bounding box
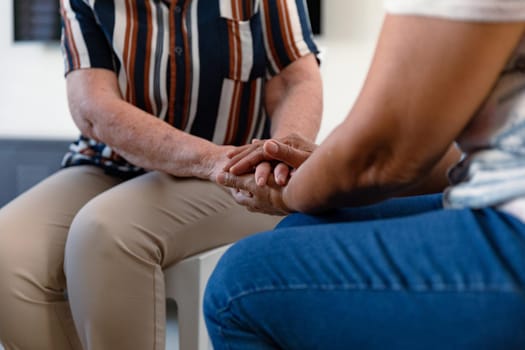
[0,139,70,208]
[14,0,61,42]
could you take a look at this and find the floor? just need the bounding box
[0,300,180,350]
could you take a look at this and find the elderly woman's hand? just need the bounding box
[223,133,317,187]
[217,171,293,216]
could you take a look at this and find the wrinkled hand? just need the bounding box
[217,171,293,216]
[223,133,317,186]
[205,145,237,183]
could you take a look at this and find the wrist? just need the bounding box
[200,144,232,182]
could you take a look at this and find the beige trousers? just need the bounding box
[0,166,281,350]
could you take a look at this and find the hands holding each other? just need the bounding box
[217,133,317,215]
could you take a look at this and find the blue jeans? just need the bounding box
[204,194,525,350]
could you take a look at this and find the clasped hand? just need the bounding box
[218,133,316,215]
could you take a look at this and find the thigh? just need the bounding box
[0,166,121,292]
[208,207,525,349]
[277,193,443,228]
[68,171,282,268]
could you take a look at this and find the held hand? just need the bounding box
[217,171,293,216]
[204,145,237,183]
[224,140,281,186]
[224,133,317,185]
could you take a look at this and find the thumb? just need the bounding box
[217,172,252,192]
[263,140,310,169]
[216,171,237,188]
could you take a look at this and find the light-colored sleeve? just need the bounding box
[384,0,525,22]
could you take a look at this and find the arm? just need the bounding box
[283,15,524,213]
[245,53,322,185]
[246,0,322,186]
[220,15,524,214]
[265,53,322,141]
[66,69,230,181]
[61,0,229,181]
[398,143,462,196]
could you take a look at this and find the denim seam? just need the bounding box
[217,322,231,350]
[216,283,522,315]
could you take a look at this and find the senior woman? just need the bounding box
[203,0,525,349]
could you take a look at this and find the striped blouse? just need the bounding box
[60,0,318,177]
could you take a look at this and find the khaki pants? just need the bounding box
[0,166,281,350]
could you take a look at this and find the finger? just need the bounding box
[226,144,253,159]
[217,172,249,191]
[225,143,258,164]
[228,148,269,175]
[254,162,272,186]
[232,189,256,207]
[273,162,290,186]
[223,144,260,171]
[263,140,310,169]
[239,189,253,198]
[280,133,317,152]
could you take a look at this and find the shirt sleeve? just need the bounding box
[261,0,320,77]
[384,0,525,22]
[60,0,115,75]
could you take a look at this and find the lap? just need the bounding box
[0,165,280,278]
[69,170,282,267]
[220,206,525,293]
[0,166,120,289]
[277,193,443,228]
[208,205,525,349]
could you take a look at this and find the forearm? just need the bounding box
[85,99,219,179]
[281,15,524,214]
[282,121,403,213]
[67,69,221,180]
[266,54,322,141]
[282,126,456,213]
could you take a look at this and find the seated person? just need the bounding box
[0,1,321,349]
[203,0,525,349]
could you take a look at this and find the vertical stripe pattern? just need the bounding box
[60,0,319,177]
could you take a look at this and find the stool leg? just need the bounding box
[176,282,210,350]
[165,246,231,350]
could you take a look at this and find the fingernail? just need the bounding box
[257,177,265,186]
[266,141,278,153]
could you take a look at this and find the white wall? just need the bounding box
[0,1,76,140]
[0,1,385,142]
[316,0,384,141]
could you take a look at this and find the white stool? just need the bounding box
[164,244,232,350]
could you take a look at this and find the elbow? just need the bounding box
[69,94,111,141]
[70,101,97,139]
[361,155,435,198]
[339,147,430,202]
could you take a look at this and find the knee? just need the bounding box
[0,211,41,315]
[64,198,123,277]
[0,209,27,287]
